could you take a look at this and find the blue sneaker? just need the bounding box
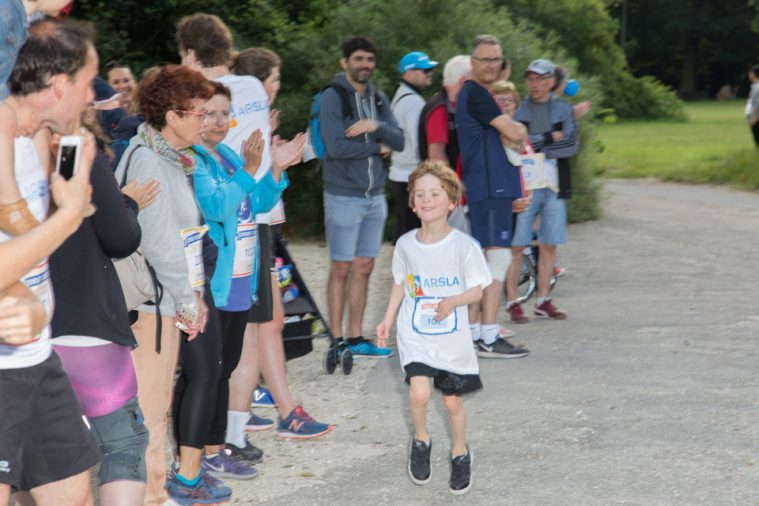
[245,412,274,432]
[277,404,333,440]
[166,468,232,505]
[251,387,276,409]
[347,338,393,358]
[202,449,258,480]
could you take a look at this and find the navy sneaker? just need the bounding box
[202,449,258,480]
[245,412,274,432]
[251,387,276,408]
[225,440,264,464]
[449,448,473,495]
[408,439,432,485]
[277,405,333,439]
[166,468,232,505]
[347,338,393,358]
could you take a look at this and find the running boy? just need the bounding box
[376,160,491,495]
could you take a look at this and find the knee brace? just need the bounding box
[485,248,512,282]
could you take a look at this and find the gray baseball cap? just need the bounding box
[525,59,556,76]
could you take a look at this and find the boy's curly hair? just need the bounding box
[407,160,462,209]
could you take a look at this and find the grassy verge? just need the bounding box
[597,101,759,191]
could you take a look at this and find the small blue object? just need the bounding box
[398,51,439,73]
[282,284,299,304]
[251,387,276,408]
[564,79,580,97]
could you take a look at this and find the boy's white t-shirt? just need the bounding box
[216,73,285,225]
[392,229,491,375]
[0,137,53,369]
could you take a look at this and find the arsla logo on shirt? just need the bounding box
[407,275,423,298]
[407,275,461,298]
[0,460,10,473]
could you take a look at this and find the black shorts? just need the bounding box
[404,362,483,395]
[0,352,102,490]
[247,223,283,323]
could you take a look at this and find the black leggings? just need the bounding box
[172,290,222,449]
[206,309,248,445]
[172,294,249,448]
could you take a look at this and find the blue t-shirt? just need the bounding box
[218,156,255,312]
[455,80,522,203]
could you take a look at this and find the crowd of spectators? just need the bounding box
[0,3,586,503]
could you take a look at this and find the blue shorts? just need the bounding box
[324,192,387,261]
[511,188,567,246]
[467,198,514,248]
[89,397,149,485]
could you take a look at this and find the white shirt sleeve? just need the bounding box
[391,244,409,286]
[462,241,492,291]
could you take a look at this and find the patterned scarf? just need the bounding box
[138,122,197,174]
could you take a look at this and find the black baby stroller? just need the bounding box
[276,238,353,375]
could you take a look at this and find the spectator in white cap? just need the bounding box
[389,51,438,241]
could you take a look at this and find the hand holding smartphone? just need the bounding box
[54,133,96,217]
[56,135,82,181]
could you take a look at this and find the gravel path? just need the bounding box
[221,179,759,505]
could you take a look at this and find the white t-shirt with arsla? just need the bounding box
[392,228,491,375]
[216,73,285,224]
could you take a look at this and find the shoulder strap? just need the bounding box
[322,83,353,119]
[119,145,143,188]
[391,93,413,108]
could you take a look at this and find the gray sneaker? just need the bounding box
[475,337,529,359]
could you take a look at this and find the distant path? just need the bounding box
[231,180,759,505]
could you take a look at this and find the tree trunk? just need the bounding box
[679,35,699,97]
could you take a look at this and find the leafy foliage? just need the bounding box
[72,0,603,234]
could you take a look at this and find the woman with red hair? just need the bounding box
[114,64,229,506]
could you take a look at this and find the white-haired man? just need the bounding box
[418,55,470,231]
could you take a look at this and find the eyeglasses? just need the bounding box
[526,75,552,84]
[495,96,517,104]
[472,56,504,65]
[205,110,230,122]
[174,109,209,120]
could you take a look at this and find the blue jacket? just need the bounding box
[456,80,523,203]
[192,143,288,308]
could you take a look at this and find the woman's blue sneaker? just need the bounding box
[245,413,274,431]
[202,449,258,480]
[251,387,276,408]
[166,468,232,505]
[347,338,393,358]
[277,405,333,439]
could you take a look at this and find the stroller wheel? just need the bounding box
[340,348,353,375]
[323,348,337,374]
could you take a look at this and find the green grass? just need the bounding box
[597,101,759,190]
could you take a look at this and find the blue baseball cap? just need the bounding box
[398,51,439,73]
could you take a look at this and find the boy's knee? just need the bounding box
[409,381,431,405]
[442,393,463,414]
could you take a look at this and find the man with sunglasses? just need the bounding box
[456,34,530,358]
[389,51,438,241]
